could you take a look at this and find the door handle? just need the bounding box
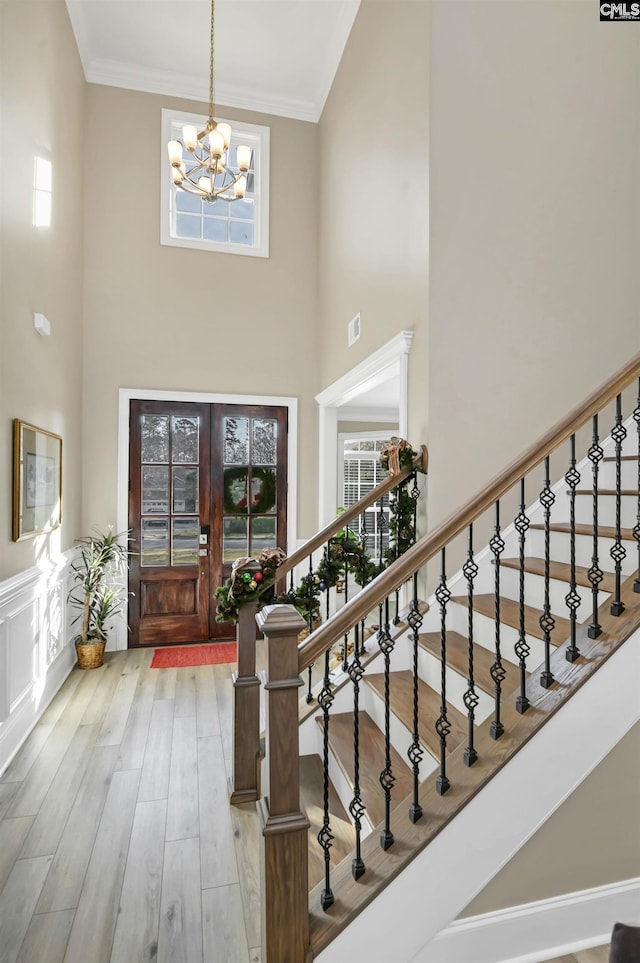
[199,548,208,557]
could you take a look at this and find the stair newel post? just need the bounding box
[230,601,261,805]
[539,457,556,689]
[514,478,531,714]
[489,501,506,740]
[462,524,479,766]
[378,595,396,850]
[348,622,366,880]
[565,434,582,662]
[587,414,604,638]
[610,394,627,616]
[256,604,310,963]
[634,378,640,593]
[434,548,451,795]
[407,570,424,823]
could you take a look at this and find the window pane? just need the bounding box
[176,213,201,239]
[172,517,199,565]
[252,418,277,465]
[141,518,169,567]
[172,466,198,514]
[224,468,248,514]
[224,417,249,464]
[250,468,276,514]
[223,516,248,563]
[231,199,254,221]
[176,190,202,214]
[230,220,254,246]
[203,217,229,242]
[172,416,199,463]
[142,466,169,514]
[251,516,276,554]
[141,416,169,463]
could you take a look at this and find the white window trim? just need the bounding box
[160,108,270,258]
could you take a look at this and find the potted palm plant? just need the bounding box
[68,529,130,669]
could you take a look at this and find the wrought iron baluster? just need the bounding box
[434,549,451,795]
[317,649,335,910]
[341,526,351,671]
[462,525,479,766]
[565,435,581,662]
[378,596,396,850]
[587,415,604,639]
[539,457,556,689]
[407,571,424,823]
[611,394,627,616]
[489,501,505,739]
[347,627,366,880]
[634,379,640,594]
[306,556,316,703]
[514,479,530,714]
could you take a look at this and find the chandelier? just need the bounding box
[167,0,250,202]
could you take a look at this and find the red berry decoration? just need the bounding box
[254,572,264,583]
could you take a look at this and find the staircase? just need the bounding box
[237,355,640,963]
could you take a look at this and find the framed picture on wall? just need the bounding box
[13,420,62,541]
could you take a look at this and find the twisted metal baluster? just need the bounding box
[347,627,366,880]
[634,379,640,593]
[587,415,604,639]
[565,435,581,662]
[514,479,531,714]
[341,527,351,672]
[357,509,370,658]
[462,525,479,766]
[317,649,335,910]
[539,457,556,689]
[407,571,424,823]
[378,492,388,568]
[435,549,451,795]
[378,597,396,850]
[306,555,316,703]
[489,501,506,739]
[611,394,627,616]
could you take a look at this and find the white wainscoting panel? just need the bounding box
[0,552,76,775]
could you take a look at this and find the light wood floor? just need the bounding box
[0,647,613,963]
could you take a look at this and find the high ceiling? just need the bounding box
[65,0,360,122]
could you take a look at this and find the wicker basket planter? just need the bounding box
[75,639,106,670]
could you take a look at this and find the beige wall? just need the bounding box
[0,0,85,580]
[81,85,320,541]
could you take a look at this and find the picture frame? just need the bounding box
[13,420,62,541]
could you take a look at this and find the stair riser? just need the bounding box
[417,647,494,724]
[497,565,607,616]
[527,529,638,575]
[449,602,547,670]
[598,459,640,489]
[574,492,639,529]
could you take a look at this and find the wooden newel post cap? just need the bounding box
[256,604,307,638]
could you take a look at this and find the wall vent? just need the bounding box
[348,312,361,346]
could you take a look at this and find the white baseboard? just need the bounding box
[418,877,640,963]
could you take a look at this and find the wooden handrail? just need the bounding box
[299,352,640,672]
[277,467,413,584]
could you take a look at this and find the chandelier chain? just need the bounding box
[209,0,215,126]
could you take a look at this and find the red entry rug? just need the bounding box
[151,641,237,669]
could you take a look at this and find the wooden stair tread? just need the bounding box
[602,455,638,461]
[419,630,525,694]
[452,594,572,645]
[501,557,615,593]
[300,754,355,889]
[530,522,635,540]
[575,489,638,496]
[317,711,414,828]
[365,670,467,760]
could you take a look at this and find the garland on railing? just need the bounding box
[214,438,427,625]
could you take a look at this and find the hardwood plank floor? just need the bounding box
[542,946,609,963]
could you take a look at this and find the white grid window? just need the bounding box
[341,438,391,560]
[160,109,270,258]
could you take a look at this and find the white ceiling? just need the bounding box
[65,0,360,122]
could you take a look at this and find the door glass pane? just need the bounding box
[224,468,248,514]
[250,468,276,514]
[224,417,249,464]
[141,415,169,463]
[172,516,199,565]
[223,516,248,563]
[141,518,169,567]
[252,418,277,465]
[142,466,169,514]
[250,516,276,554]
[172,466,198,514]
[172,416,199,463]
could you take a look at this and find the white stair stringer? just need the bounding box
[314,616,640,963]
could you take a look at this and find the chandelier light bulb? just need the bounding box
[234,175,247,198]
[182,125,198,152]
[172,168,184,185]
[236,145,251,172]
[217,123,232,150]
[209,129,225,158]
[198,176,212,194]
[168,140,183,167]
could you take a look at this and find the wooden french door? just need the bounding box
[128,400,288,646]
